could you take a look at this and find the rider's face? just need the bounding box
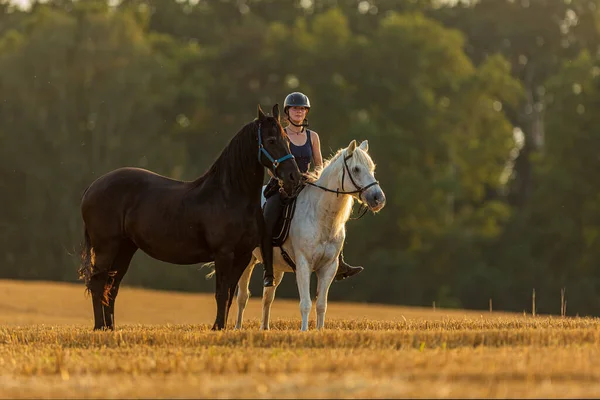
[288,106,308,124]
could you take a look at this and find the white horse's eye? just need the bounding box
[353,166,360,173]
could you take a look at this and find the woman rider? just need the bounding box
[262,91,364,287]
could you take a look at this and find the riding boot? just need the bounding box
[335,250,364,281]
[262,190,283,287]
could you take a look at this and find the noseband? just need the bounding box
[257,122,295,171]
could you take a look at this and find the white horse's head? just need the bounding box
[341,139,386,212]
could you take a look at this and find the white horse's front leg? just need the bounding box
[315,257,338,330]
[260,270,284,330]
[235,259,256,330]
[294,254,312,331]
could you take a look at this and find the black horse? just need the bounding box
[78,104,301,330]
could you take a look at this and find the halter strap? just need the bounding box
[257,122,295,170]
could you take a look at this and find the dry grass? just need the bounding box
[0,279,514,326]
[1,279,599,398]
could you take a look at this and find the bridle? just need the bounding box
[305,151,379,219]
[306,152,379,196]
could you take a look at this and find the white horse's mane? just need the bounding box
[304,144,375,183]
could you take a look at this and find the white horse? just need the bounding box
[235,139,386,331]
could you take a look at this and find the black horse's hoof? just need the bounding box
[264,276,275,287]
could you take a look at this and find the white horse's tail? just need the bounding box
[200,261,216,279]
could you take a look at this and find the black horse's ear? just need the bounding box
[257,104,266,121]
[272,103,280,122]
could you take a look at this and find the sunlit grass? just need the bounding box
[1,280,599,398]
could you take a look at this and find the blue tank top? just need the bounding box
[288,128,313,173]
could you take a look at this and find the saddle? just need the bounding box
[271,196,297,247]
[263,179,306,271]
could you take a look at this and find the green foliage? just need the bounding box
[2,0,600,316]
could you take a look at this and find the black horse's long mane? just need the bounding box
[191,119,261,191]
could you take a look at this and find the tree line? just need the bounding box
[2,0,600,316]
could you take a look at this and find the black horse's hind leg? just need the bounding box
[103,240,138,330]
[212,251,253,330]
[89,270,110,330]
[87,240,120,330]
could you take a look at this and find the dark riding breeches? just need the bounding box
[263,189,283,280]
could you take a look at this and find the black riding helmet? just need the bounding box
[283,92,310,127]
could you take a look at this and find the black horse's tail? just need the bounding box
[78,228,94,293]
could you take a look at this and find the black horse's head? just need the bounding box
[256,103,302,195]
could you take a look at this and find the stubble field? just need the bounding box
[0,279,599,398]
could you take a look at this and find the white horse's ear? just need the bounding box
[347,139,357,155]
[359,140,369,152]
